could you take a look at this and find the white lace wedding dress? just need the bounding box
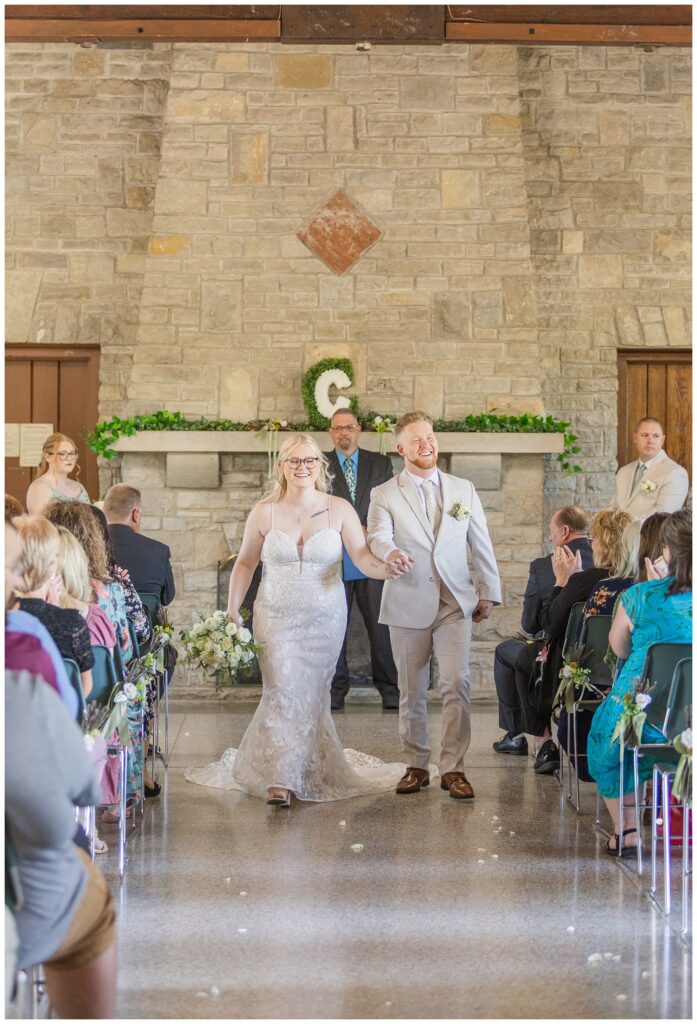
[185,511,408,802]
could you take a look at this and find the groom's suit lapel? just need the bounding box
[398,470,434,544]
[434,472,452,552]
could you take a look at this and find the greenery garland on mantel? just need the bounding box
[88,410,581,474]
[88,357,581,474]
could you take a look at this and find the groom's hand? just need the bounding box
[386,548,413,576]
[472,599,494,623]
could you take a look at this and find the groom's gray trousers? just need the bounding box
[389,591,472,775]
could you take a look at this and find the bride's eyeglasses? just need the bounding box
[47,450,79,460]
[285,457,320,469]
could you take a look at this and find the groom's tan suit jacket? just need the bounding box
[367,470,502,628]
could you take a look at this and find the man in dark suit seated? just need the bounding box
[492,505,593,757]
[103,485,175,607]
[326,409,399,711]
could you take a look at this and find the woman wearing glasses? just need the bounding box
[26,433,91,514]
[186,433,413,807]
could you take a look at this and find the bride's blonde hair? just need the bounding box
[260,433,333,503]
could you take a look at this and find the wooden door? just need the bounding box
[617,349,691,478]
[5,345,100,505]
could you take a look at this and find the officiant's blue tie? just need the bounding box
[343,457,357,502]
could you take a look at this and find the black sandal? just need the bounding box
[604,827,638,858]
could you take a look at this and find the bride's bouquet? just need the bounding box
[180,610,262,690]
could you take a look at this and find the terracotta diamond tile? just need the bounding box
[297,189,382,276]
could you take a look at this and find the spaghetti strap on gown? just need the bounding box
[186,505,412,802]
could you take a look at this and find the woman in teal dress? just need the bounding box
[588,509,692,856]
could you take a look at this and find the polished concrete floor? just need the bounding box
[103,702,692,1019]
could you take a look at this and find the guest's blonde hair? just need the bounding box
[13,514,61,593]
[260,434,333,503]
[37,432,82,479]
[590,508,632,575]
[56,525,94,608]
[612,520,641,580]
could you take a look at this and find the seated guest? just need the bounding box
[637,511,669,582]
[493,506,593,756]
[588,509,692,856]
[103,485,175,607]
[582,519,640,621]
[516,507,632,775]
[44,500,137,661]
[88,504,151,646]
[25,432,91,515]
[5,669,117,1017]
[12,514,94,700]
[55,526,117,651]
[5,514,78,717]
[5,494,24,519]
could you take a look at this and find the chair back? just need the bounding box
[580,615,613,690]
[137,592,161,629]
[562,602,586,658]
[126,618,140,660]
[87,645,118,707]
[111,639,127,680]
[641,642,692,730]
[663,657,692,741]
[62,657,86,721]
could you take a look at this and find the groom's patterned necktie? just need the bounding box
[342,456,357,503]
[631,462,647,496]
[422,478,441,535]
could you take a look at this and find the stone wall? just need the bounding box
[517,44,691,518]
[5,41,691,694]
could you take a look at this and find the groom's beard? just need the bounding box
[406,453,437,471]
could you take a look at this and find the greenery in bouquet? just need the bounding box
[611,678,653,752]
[672,727,692,806]
[553,643,593,713]
[180,609,262,691]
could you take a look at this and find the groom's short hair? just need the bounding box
[395,411,433,437]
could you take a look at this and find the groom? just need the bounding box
[367,411,502,799]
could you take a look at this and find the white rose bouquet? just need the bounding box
[180,609,262,690]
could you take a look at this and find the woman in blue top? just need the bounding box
[588,509,692,856]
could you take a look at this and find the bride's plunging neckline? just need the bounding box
[265,526,340,560]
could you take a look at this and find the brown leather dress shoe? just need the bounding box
[396,767,430,794]
[440,772,475,800]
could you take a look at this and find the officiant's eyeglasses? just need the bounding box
[47,450,78,460]
[285,457,320,469]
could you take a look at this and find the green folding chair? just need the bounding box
[87,645,128,878]
[62,657,85,723]
[619,641,692,866]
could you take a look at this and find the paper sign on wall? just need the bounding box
[5,424,20,458]
[19,424,53,467]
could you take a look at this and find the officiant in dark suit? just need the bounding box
[326,409,400,711]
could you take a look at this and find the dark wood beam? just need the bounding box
[5,5,280,18]
[447,6,691,27]
[281,5,444,43]
[5,17,280,43]
[446,20,691,46]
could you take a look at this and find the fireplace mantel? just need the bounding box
[113,431,564,455]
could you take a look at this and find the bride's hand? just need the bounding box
[227,609,243,627]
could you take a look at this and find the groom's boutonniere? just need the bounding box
[640,478,658,493]
[449,501,471,522]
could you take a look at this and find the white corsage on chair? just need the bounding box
[449,501,471,522]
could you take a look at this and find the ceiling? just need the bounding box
[5,5,692,46]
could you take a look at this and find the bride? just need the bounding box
[185,433,414,806]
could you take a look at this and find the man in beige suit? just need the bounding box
[367,412,502,800]
[613,417,688,521]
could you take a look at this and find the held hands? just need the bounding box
[552,545,582,587]
[385,549,414,579]
[472,599,494,623]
